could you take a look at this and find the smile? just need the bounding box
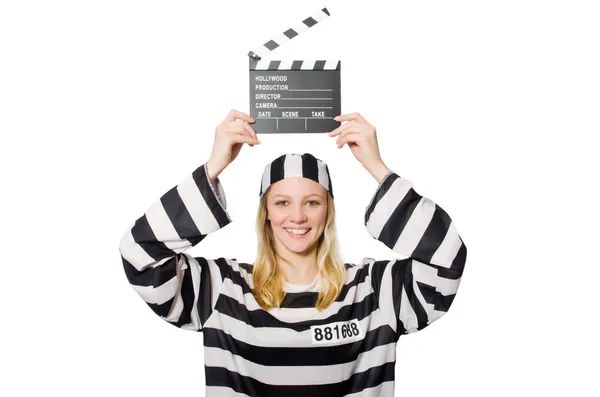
[284,228,311,237]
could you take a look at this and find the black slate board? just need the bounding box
[249,69,341,134]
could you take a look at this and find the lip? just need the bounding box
[284,228,311,238]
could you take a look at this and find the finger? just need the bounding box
[229,124,261,144]
[335,124,368,144]
[223,109,237,122]
[235,120,260,142]
[328,122,353,137]
[333,112,366,123]
[336,132,362,148]
[231,134,259,146]
[233,125,260,143]
[327,124,343,137]
[225,109,255,124]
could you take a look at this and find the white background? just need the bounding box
[1,0,599,395]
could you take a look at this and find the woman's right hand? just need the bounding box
[206,109,260,180]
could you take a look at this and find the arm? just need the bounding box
[365,171,467,337]
[118,162,232,331]
[328,112,466,336]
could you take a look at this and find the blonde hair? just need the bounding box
[252,187,346,311]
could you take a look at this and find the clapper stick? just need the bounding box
[248,7,341,134]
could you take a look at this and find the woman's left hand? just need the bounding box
[328,112,391,182]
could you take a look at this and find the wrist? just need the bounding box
[206,159,225,182]
[368,162,391,184]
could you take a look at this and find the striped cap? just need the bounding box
[260,153,333,198]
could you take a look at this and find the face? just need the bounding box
[266,177,328,257]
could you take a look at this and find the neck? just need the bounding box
[276,247,319,285]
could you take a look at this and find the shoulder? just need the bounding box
[342,258,375,282]
[344,257,399,284]
[188,256,251,280]
[345,257,375,271]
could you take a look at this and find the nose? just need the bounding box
[290,202,308,223]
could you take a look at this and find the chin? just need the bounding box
[281,239,312,251]
[275,232,320,254]
[287,244,315,254]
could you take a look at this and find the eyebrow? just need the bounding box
[272,193,324,199]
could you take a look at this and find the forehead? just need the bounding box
[268,177,326,198]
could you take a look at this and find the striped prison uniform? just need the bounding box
[119,162,467,397]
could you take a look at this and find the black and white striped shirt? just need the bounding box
[119,162,467,397]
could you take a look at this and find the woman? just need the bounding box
[119,109,467,397]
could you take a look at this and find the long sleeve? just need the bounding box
[118,162,232,331]
[364,171,467,337]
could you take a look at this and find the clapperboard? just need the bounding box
[248,7,341,134]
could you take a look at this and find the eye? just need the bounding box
[274,200,320,206]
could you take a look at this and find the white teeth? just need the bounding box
[285,228,309,235]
